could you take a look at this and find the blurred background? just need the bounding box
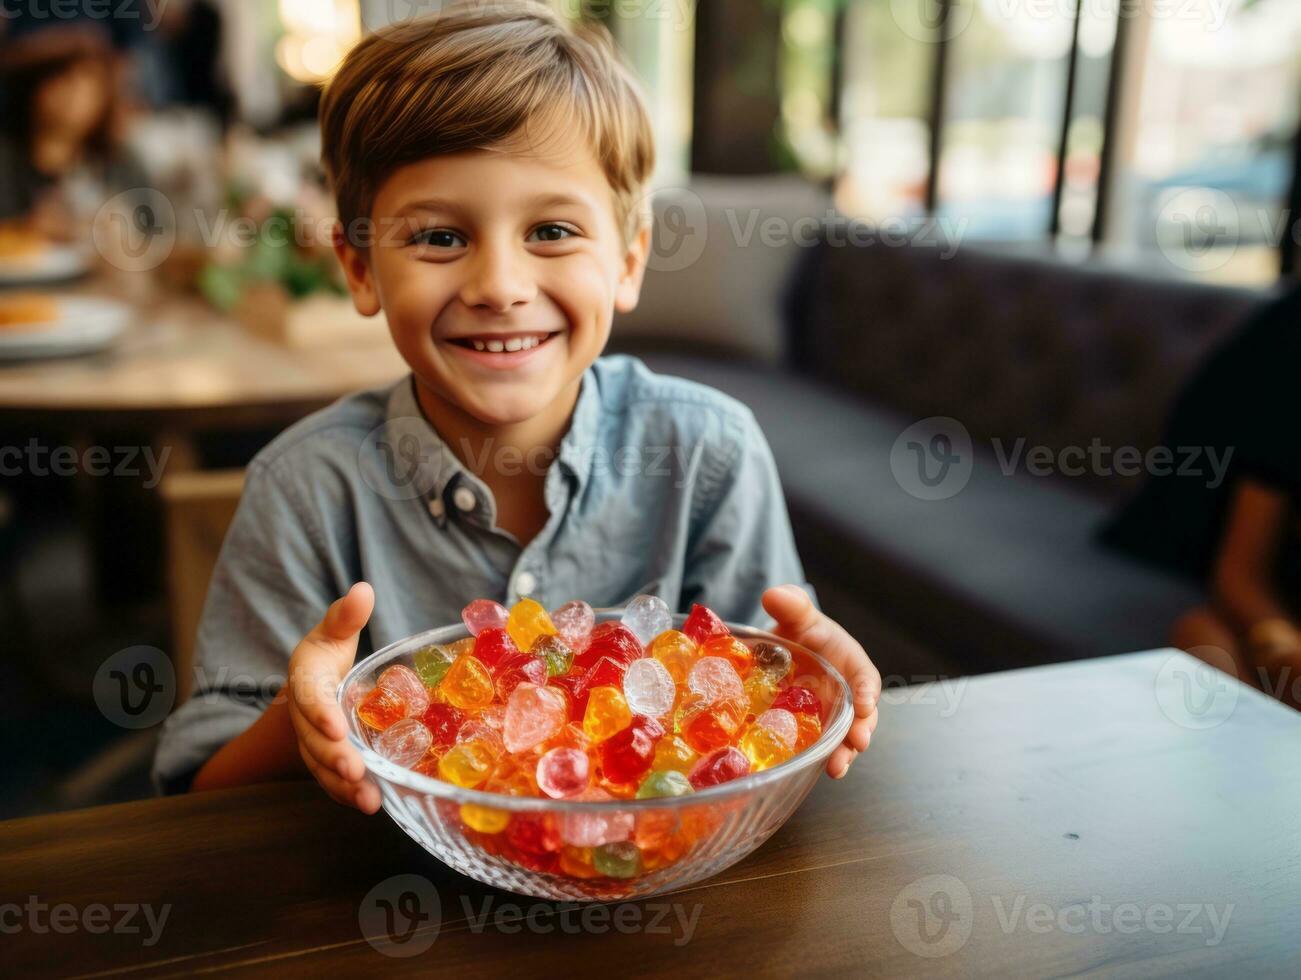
[0,0,1297,819]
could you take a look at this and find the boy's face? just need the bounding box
[335,136,650,429]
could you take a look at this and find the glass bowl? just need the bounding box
[338,609,852,900]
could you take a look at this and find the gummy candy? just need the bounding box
[536,746,590,799]
[794,711,822,751]
[460,803,510,833]
[679,696,745,753]
[440,654,496,710]
[530,633,574,677]
[472,628,520,676]
[374,717,432,768]
[462,598,510,636]
[550,599,595,651]
[648,629,697,684]
[743,671,780,715]
[652,735,699,774]
[636,769,693,799]
[421,702,466,750]
[753,641,792,680]
[621,593,672,646]
[502,682,567,753]
[438,739,497,788]
[558,788,633,847]
[687,657,744,704]
[623,657,676,718]
[593,841,641,878]
[494,653,549,702]
[599,715,665,785]
[699,635,754,678]
[376,664,430,717]
[413,644,455,688]
[583,686,632,743]
[506,598,557,652]
[573,622,642,672]
[771,685,821,717]
[688,746,751,789]
[682,603,729,645]
[357,685,406,731]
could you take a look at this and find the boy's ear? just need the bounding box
[331,222,381,316]
[613,221,652,315]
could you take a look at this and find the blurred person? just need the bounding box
[0,26,147,241]
[1102,284,1301,707]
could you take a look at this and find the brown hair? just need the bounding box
[319,0,656,248]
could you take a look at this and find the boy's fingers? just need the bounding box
[289,665,349,740]
[302,582,376,659]
[762,585,882,713]
[300,745,364,809]
[845,712,875,753]
[353,780,382,814]
[826,744,857,779]
[290,699,363,781]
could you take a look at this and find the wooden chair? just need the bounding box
[160,469,245,702]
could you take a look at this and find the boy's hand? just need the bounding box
[287,582,381,813]
[761,584,881,779]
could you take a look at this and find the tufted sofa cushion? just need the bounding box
[793,240,1266,500]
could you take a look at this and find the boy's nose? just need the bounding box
[459,242,536,313]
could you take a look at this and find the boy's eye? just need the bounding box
[529,223,577,243]
[409,228,465,248]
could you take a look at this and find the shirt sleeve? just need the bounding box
[151,458,340,794]
[679,406,820,629]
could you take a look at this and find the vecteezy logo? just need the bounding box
[1154,648,1239,730]
[92,188,176,273]
[642,186,706,273]
[359,874,441,956]
[891,416,973,501]
[889,0,975,44]
[1155,187,1239,274]
[359,418,442,502]
[890,874,973,958]
[93,646,176,729]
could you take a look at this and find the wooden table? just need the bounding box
[5,650,1299,977]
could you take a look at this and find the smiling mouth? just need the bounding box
[446,331,561,353]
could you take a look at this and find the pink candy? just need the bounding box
[502,682,567,753]
[376,664,430,718]
[550,599,595,651]
[754,708,798,750]
[558,788,633,846]
[462,598,510,636]
[374,717,432,768]
[536,746,590,799]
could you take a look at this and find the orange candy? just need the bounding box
[699,635,754,677]
[680,697,745,754]
[439,654,496,710]
[357,686,406,731]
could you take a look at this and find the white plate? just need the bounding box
[0,245,90,285]
[0,297,129,360]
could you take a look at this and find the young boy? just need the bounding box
[153,0,880,810]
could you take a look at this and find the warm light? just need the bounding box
[277,0,360,83]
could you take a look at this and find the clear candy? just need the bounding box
[456,718,505,756]
[376,664,430,717]
[461,598,509,636]
[374,717,432,768]
[502,682,567,753]
[536,746,590,799]
[558,788,634,847]
[622,657,676,718]
[550,599,595,651]
[754,707,798,750]
[620,593,672,647]
[687,656,744,704]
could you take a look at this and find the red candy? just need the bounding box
[771,686,821,717]
[572,622,642,672]
[682,603,729,645]
[421,702,466,750]
[570,656,628,720]
[599,715,665,785]
[494,653,548,702]
[473,627,520,676]
[688,746,751,789]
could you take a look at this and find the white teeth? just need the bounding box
[486,339,504,352]
[461,333,549,352]
[504,337,523,352]
[472,339,486,351]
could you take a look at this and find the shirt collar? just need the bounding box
[383,368,602,517]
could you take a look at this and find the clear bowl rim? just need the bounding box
[338,607,854,811]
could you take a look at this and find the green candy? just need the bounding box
[412,644,454,688]
[636,770,694,799]
[593,841,642,879]
[530,634,574,677]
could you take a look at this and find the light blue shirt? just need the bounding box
[152,354,816,792]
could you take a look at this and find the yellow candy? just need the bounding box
[740,725,794,771]
[439,654,495,710]
[437,739,497,788]
[583,685,632,743]
[506,598,557,652]
[794,711,822,751]
[652,735,698,774]
[744,671,779,715]
[459,803,510,833]
[648,630,697,685]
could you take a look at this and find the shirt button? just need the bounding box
[427,497,445,519]
[514,570,537,596]
[452,486,477,512]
